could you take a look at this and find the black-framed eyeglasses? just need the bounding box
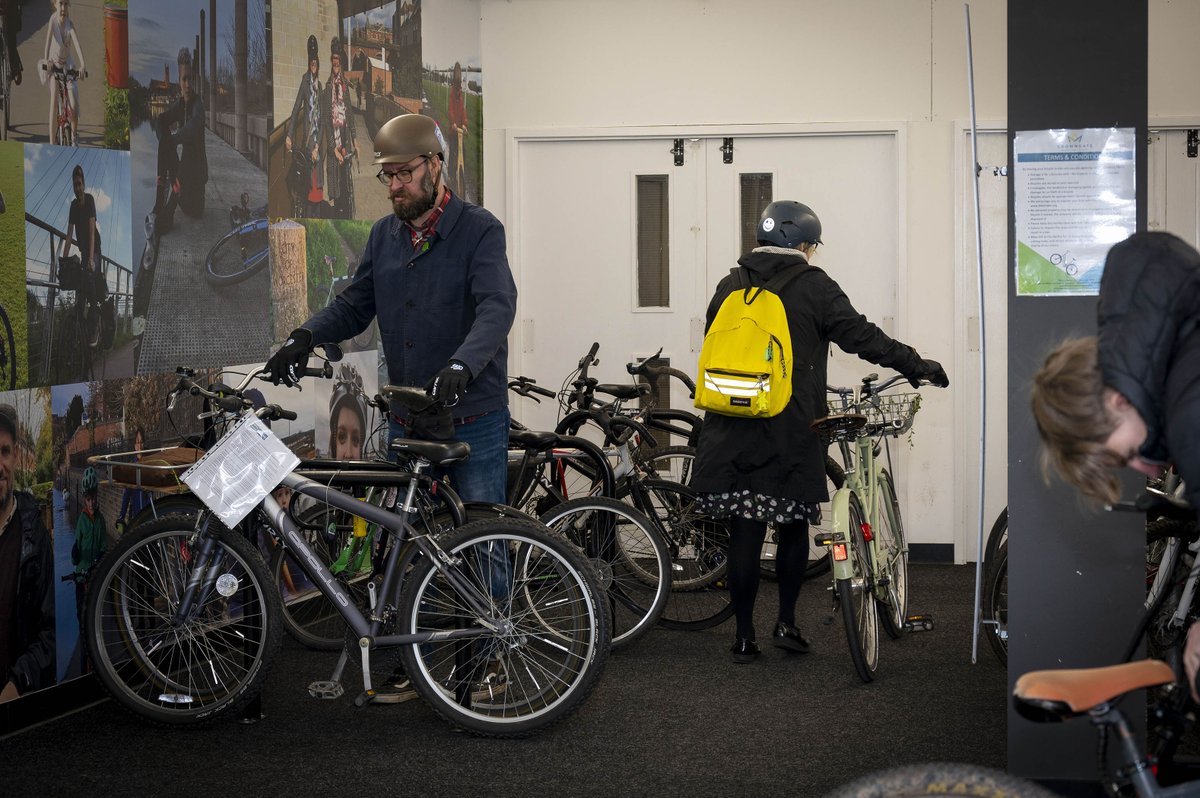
[376,157,429,186]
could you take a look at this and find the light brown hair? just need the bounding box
[1030,336,1123,504]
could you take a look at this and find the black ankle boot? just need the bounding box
[730,638,761,664]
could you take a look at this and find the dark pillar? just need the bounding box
[210,0,218,129]
[234,0,247,152]
[1007,0,1148,784]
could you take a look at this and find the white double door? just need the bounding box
[511,129,904,435]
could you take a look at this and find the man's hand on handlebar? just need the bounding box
[265,328,313,386]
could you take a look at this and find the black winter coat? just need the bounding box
[8,492,55,694]
[691,248,925,504]
[1098,231,1200,511]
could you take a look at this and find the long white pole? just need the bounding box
[965,3,989,664]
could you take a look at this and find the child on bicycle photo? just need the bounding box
[40,0,84,145]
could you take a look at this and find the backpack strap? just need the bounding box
[729,264,808,304]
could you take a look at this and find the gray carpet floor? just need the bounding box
[2,563,1007,797]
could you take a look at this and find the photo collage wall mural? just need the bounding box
[0,0,482,709]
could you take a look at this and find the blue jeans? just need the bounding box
[389,408,512,602]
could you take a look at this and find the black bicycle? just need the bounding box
[205,203,269,286]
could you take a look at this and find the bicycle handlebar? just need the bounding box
[626,350,698,398]
[508,376,556,402]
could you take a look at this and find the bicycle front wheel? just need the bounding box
[539,496,671,649]
[205,220,270,286]
[396,517,610,737]
[839,493,879,682]
[875,469,908,638]
[85,515,283,725]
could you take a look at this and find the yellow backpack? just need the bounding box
[694,265,806,418]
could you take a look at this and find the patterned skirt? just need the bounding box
[693,489,821,525]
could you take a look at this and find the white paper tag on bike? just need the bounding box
[181,414,299,528]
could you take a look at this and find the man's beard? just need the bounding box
[391,169,438,221]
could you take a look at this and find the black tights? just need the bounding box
[728,516,809,640]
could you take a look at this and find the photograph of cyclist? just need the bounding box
[125,1,272,375]
[423,1,483,204]
[323,36,358,220]
[4,0,114,146]
[0,400,56,704]
[40,0,84,145]
[312,354,377,460]
[269,0,419,222]
[1,0,22,89]
[25,147,133,384]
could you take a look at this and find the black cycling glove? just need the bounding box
[265,327,312,386]
[908,358,949,389]
[426,360,471,406]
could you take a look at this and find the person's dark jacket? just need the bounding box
[302,191,517,420]
[158,91,208,216]
[691,247,926,503]
[1098,231,1200,511]
[7,492,55,695]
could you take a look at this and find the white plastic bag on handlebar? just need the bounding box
[182,413,299,528]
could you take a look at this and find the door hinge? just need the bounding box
[672,139,685,166]
[721,137,734,164]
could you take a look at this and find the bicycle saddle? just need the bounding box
[509,429,559,451]
[595,383,651,401]
[389,438,470,466]
[1013,659,1174,722]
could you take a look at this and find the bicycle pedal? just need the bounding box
[903,614,934,632]
[307,680,344,699]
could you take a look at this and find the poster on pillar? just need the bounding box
[125,0,274,373]
[1013,127,1136,296]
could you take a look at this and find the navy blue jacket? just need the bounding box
[303,191,517,419]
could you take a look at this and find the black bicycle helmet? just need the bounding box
[756,200,823,249]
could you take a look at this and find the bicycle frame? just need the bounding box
[174,465,498,679]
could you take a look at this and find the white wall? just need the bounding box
[476,0,1199,557]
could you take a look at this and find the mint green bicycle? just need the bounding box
[811,373,923,683]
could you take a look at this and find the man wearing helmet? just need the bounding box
[0,404,55,703]
[266,112,517,702]
[286,34,326,218]
[691,200,949,664]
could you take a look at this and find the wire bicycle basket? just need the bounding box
[814,390,921,444]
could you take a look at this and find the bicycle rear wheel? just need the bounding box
[271,502,374,650]
[539,496,671,649]
[632,479,734,631]
[875,469,908,638]
[396,518,610,737]
[205,220,270,286]
[85,515,282,725]
[840,493,878,682]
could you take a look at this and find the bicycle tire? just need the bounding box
[823,762,1055,798]
[875,469,908,639]
[271,502,374,650]
[633,478,734,631]
[840,492,878,682]
[396,517,610,737]
[0,303,16,389]
[84,514,282,725]
[538,496,671,649]
[982,509,1009,666]
[760,455,844,581]
[640,444,695,486]
[204,220,270,286]
[984,539,1008,666]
